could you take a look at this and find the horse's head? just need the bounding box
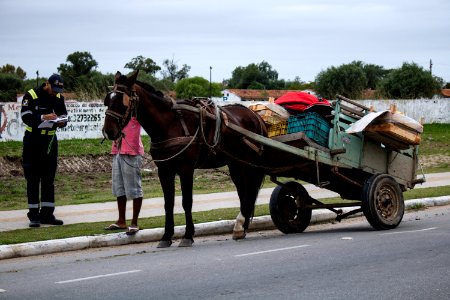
[102,70,139,140]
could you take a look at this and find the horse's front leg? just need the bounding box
[157,167,176,248]
[178,169,195,247]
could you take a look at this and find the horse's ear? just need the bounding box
[126,70,139,87]
[114,71,122,83]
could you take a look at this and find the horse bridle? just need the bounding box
[105,84,139,132]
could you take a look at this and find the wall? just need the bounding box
[358,99,450,124]
[1,98,448,142]
[0,100,106,141]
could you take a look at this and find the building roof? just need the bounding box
[224,89,302,101]
[441,89,450,98]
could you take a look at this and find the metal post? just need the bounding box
[209,66,212,99]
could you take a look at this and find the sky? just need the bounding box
[1,0,449,84]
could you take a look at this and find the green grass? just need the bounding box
[0,170,239,211]
[420,123,450,156]
[0,123,449,244]
[0,185,449,245]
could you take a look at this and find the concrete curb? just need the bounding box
[1,196,449,260]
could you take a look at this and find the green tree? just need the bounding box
[0,73,23,101]
[161,57,191,83]
[72,71,115,100]
[285,76,310,90]
[353,61,390,90]
[228,61,285,89]
[124,55,161,75]
[58,51,98,90]
[377,62,444,99]
[175,76,221,99]
[315,62,367,99]
[0,64,26,80]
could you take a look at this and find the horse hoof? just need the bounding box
[157,240,172,248]
[178,238,194,247]
[232,230,246,240]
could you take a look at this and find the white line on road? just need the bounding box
[379,227,437,236]
[55,270,142,284]
[234,245,310,257]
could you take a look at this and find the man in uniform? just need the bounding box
[21,74,68,227]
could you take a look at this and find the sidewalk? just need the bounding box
[0,172,448,232]
[0,172,449,260]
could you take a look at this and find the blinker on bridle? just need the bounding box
[105,84,139,132]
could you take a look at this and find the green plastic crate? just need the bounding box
[287,112,330,147]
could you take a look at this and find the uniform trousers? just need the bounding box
[22,130,58,221]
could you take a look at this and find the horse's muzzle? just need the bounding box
[102,126,118,141]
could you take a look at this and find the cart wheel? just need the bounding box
[269,181,312,234]
[362,174,404,230]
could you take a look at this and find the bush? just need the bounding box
[315,63,367,99]
[377,62,444,99]
[0,73,23,101]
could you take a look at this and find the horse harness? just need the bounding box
[105,84,139,133]
[106,83,266,163]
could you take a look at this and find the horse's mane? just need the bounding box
[136,81,164,97]
[135,80,173,108]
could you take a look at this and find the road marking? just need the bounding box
[379,227,437,236]
[234,245,310,257]
[0,289,6,293]
[55,270,142,284]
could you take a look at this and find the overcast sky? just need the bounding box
[1,0,449,84]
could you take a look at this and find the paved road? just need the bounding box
[1,205,449,299]
[0,172,448,232]
[1,172,449,260]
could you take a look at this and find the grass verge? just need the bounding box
[1,185,448,245]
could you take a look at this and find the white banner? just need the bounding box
[0,100,106,141]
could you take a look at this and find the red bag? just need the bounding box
[275,91,332,115]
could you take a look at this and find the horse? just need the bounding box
[102,70,268,248]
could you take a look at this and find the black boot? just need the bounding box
[27,209,40,228]
[40,207,63,225]
[40,215,64,225]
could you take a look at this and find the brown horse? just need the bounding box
[102,71,267,247]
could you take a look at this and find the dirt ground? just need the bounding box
[0,154,449,177]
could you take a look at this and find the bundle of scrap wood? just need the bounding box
[346,104,423,150]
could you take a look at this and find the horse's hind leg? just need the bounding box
[157,167,176,248]
[229,165,265,240]
[178,168,195,247]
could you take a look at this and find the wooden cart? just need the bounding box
[228,95,425,232]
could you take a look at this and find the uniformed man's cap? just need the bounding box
[48,74,64,93]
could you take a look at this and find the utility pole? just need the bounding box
[36,71,39,87]
[209,66,212,99]
[429,59,433,75]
